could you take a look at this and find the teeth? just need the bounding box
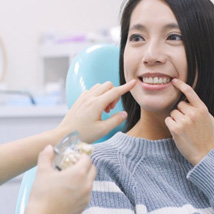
[142,77,171,84]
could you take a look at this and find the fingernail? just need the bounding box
[130,79,136,84]
[120,111,128,119]
[44,145,53,152]
[172,78,178,83]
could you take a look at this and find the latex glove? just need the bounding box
[165,79,214,166]
[58,80,136,143]
[26,145,96,214]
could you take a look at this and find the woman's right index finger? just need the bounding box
[117,79,136,95]
[101,79,136,106]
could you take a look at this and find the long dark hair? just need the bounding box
[119,0,214,131]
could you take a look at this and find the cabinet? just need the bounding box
[39,42,93,87]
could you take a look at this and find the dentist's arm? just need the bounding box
[0,80,136,184]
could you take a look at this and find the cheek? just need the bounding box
[123,50,132,82]
[124,64,131,83]
[176,52,188,82]
[123,47,140,82]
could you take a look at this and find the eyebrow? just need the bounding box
[129,24,145,31]
[164,23,180,30]
[129,23,180,31]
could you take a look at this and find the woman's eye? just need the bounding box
[129,34,144,42]
[167,34,183,41]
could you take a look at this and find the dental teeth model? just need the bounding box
[53,131,93,170]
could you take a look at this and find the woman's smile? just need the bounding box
[138,72,173,90]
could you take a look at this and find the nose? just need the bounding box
[142,41,167,65]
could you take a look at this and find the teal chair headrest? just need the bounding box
[66,44,124,143]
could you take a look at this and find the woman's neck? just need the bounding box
[127,110,172,140]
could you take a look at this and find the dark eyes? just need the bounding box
[129,33,183,42]
[129,34,144,42]
[167,34,183,41]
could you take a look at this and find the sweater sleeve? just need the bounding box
[82,148,135,214]
[187,148,214,208]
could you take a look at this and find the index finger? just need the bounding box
[101,79,136,105]
[172,78,205,108]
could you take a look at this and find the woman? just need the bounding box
[83,0,214,213]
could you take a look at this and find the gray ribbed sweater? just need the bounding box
[83,132,214,214]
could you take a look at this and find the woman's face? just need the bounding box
[124,0,187,114]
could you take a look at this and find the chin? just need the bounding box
[132,89,182,114]
[139,99,179,115]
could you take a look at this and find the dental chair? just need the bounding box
[15,43,123,214]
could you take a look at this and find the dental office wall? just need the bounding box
[0,0,123,91]
[0,0,214,92]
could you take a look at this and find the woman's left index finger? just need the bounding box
[172,78,205,108]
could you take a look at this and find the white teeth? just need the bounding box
[154,77,158,83]
[142,77,171,84]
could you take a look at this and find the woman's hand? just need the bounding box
[26,145,96,214]
[58,80,136,143]
[165,79,214,166]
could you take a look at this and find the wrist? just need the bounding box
[25,202,46,214]
[55,119,77,140]
[49,126,72,147]
[26,199,53,214]
[191,147,214,166]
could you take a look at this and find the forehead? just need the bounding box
[130,0,178,27]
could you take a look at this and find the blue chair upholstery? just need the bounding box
[66,43,123,142]
[15,166,37,214]
[15,43,123,213]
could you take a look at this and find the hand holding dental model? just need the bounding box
[27,132,95,214]
[26,145,96,214]
[165,79,214,166]
[53,131,94,171]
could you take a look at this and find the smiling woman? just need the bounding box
[82,0,214,213]
[0,36,7,83]
[123,0,188,129]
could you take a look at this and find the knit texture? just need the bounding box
[83,132,214,214]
